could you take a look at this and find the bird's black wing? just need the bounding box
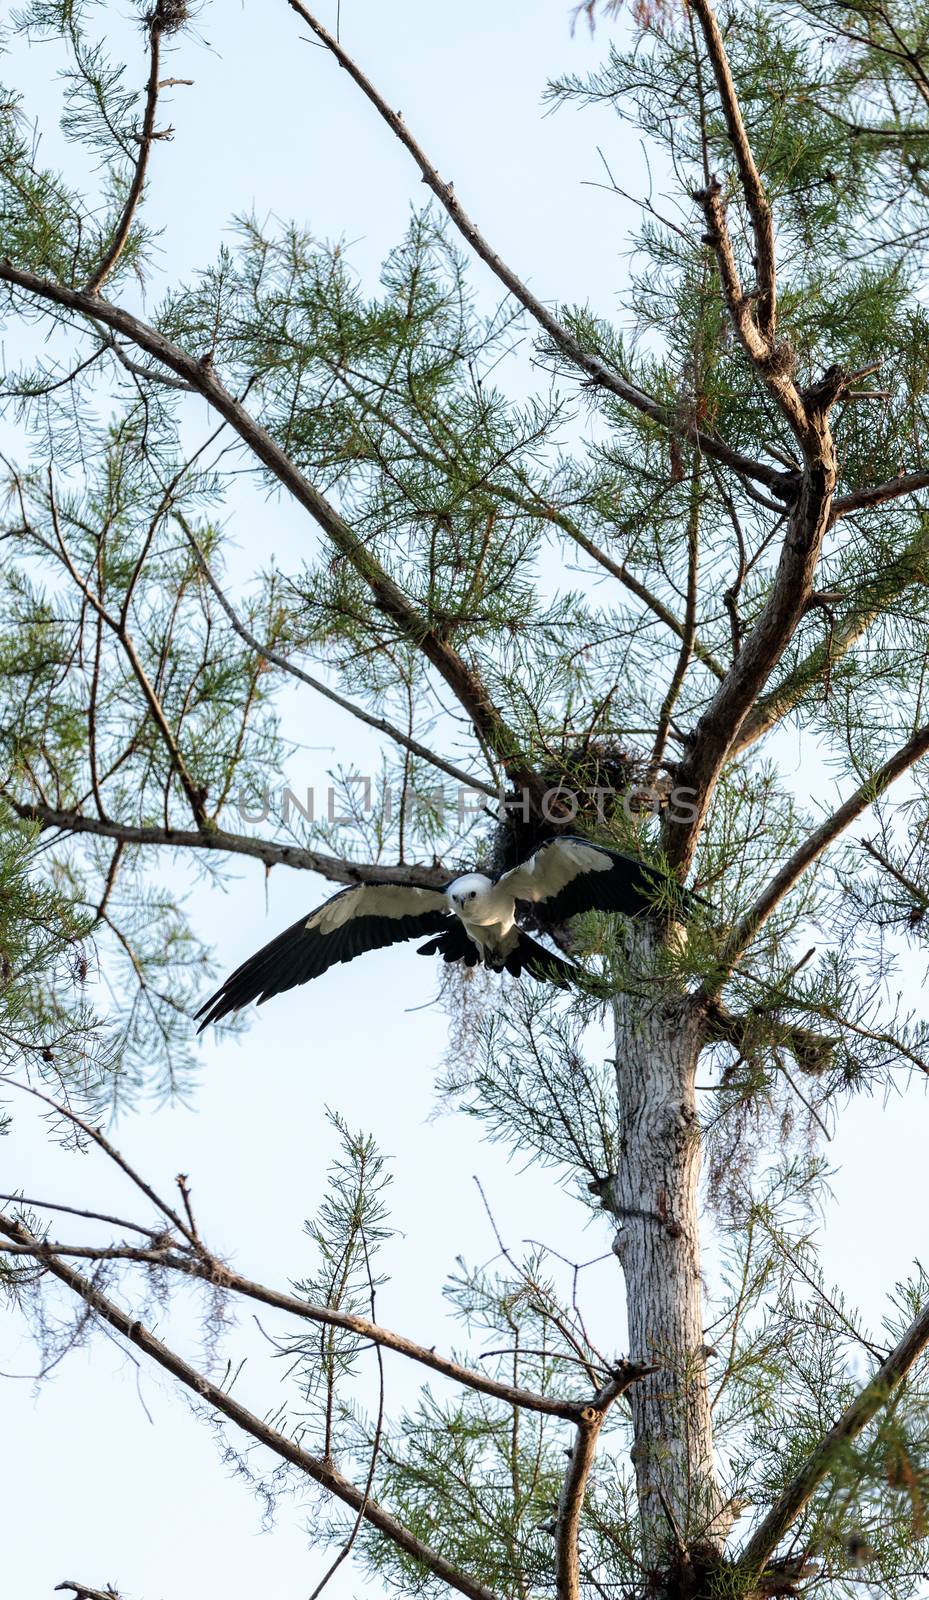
[196,881,451,1029]
[498,835,697,923]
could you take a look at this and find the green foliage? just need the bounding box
[0,815,114,1112]
[4,1,929,1593]
[286,1111,394,1458]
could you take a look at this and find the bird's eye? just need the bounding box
[468,891,476,900]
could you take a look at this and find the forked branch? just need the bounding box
[0,1082,615,1425]
[0,1221,593,1422]
[554,1366,656,1600]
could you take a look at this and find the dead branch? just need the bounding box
[3,1078,198,1248]
[554,1366,656,1600]
[55,1583,121,1600]
[3,793,451,890]
[0,1221,602,1424]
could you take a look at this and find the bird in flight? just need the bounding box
[196,834,697,1029]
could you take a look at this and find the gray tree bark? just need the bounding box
[608,924,728,1570]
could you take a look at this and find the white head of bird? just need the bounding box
[446,872,502,926]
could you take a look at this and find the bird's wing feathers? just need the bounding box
[196,881,450,1029]
[498,835,677,922]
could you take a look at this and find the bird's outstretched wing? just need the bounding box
[196,881,450,1029]
[498,835,696,922]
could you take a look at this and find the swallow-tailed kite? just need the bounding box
[196,835,696,1029]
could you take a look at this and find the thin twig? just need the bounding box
[86,7,166,293]
[179,514,496,796]
[1,1078,196,1247]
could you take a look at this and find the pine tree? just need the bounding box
[3,2,929,1596]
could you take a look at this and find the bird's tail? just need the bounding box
[416,926,576,988]
[417,923,479,966]
[501,931,575,988]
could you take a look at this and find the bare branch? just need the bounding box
[735,1291,929,1579]
[3,792,451,889]
[0,1082,610,1422]
[833,469,929,518]
[0,1216,502,1600]
[103,333,196,391]
[3,1078,197,1247]
[281,2,793,501]
[179,514,497,796]
[0,1224,598,1422]
[0,1193,163,1239]
[689,0,777,340]
[55,1583,121,1600]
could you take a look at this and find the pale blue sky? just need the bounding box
[2,4,928,1598]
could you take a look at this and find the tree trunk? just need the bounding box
[609,923,727,1577]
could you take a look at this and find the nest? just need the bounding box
[149,0,193,35]
[482,739,646,880]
